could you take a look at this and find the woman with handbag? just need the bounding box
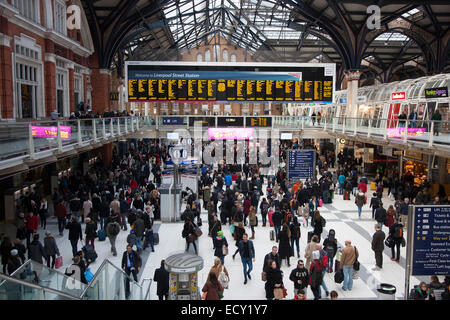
[265,260,284,300]
[43,232,60,269]
[213,231,228,265]
[209,257,229,290]
[202,272,224,300]
[182,217,198,255]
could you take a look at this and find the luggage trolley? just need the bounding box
[165,252,204,300]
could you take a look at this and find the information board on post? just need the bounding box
[411,205,450,275]
[287,149,316,180]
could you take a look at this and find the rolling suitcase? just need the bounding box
[270,230,275,241]
[98,229,106,241]
[268,211,274,227]
[307,231,314,243]
[334,269,344,284]
[153,232,159,245]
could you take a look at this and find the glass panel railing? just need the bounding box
[0,267,81,300]
[6,260,88,298]
[80,259,144,300]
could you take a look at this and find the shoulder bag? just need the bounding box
[353,246,360,271]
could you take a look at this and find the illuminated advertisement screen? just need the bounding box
[387,127,426,139]
[208,128,253,140]
[31,126,71,140]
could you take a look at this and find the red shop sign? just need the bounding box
[392,92,406,100]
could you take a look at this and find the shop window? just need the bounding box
[205,50,211,62]
[231,54,237,62]
[197,54,203,62]
[222,50,228,62]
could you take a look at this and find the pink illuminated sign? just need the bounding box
[31,126,72,140]
[387,127,426,139]
[208,128,253,140]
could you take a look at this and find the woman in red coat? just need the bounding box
[385,205,396,228]
[25,212,39,247]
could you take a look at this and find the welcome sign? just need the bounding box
[425,87,448,99]
[31,126,71,140]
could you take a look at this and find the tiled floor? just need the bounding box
[0,183,439,300]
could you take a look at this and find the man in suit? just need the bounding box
[371,224,385,271]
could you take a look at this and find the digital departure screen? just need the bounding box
[126,63,335,103]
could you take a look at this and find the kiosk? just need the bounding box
[165,252,204,300]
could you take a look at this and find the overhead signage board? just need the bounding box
[411,206,450,275]
[126,62,334,103]
[392,92,406,100]
[287,149,316,180]
[245,117,272,127]
[167,132,179,140]
[188,117,215,127]
[404,150,423,161]
[425,87,448,99]
[110,92,119,101]
[162,117,184,125]
[280,133,293,140]
[357,96,367,103]
[217,117,244,127]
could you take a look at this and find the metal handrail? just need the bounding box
[79,258,143,299]
[140,278,152,300]
[0,272,81,300]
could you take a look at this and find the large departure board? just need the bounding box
[126,63,335,103]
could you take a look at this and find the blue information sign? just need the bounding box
[162,117,184,125]
[287,150,315,180]
[412,206,450,275]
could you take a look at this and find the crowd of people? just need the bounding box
[1,138,449,301]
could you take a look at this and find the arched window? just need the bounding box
[205,50,211,62]
[197,53,203,62]
[222,49,228,62]
[231,54,237,62]
[213,45,220,62]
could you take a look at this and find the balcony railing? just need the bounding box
[0,116,448,164]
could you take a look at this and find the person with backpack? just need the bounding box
[375,202,387,230]
[318,246,330,298]
[389,217,404,263]
[289,259,309,298]
[371,224,385,270]
[309,250,324,300]
[289,216,301,258]
[153,260,169,300]
[323,229,338,273]
[106,215,121,256]
[354,189,366,219]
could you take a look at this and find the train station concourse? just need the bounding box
[0,0,449,304]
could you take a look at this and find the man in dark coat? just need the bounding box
[153,259,169,300]
[121,244,142,299]
[66,216,83,257]
[263,246,280,273]
[371,224,385,270]
[375,202,387,231]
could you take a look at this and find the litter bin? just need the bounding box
[377,283,396,300]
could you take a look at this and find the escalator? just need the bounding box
[0,259,151,300]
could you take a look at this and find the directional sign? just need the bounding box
[412,205,450,275]
[168,145,188,165]
[287,149,316,180]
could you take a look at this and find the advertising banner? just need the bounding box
[387,127,426,138]
[208,128,253,140]
[31,126,71,140]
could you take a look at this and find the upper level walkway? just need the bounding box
[0,115,448,175]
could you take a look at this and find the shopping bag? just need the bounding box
[84,269,94,283]
[334,269,344,283]
[273,287,284,300]
[55,256,63,269]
